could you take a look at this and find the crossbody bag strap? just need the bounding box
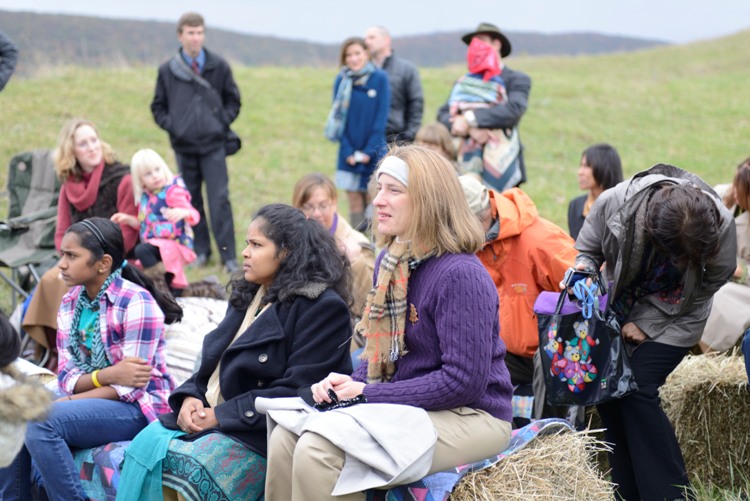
[169,54,226,122]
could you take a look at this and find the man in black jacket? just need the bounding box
[364,26,423,144]
[151,12,241,273]
[437,22,531,188]
[0,30,18,92]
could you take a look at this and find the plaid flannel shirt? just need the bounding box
[57,276,175,422]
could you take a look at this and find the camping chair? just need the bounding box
[0,149,60,314]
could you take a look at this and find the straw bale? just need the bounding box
[661,352,750,490]
[451,429,614,500]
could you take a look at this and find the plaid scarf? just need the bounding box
[357,242,436,383]
[324,62,376,142]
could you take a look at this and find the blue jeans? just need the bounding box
[742,328,750,384]
[0,398,148,501]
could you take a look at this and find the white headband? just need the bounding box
[377,156,409,187]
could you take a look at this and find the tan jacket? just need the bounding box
[333,216,375,348]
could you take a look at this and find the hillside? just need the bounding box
[0,10,667,74]
[1,25,749,497]
[1,27,748,231]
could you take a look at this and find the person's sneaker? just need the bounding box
[224,259,239,274]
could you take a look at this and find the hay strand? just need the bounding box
[661,352,750,490]
[451,428,614,500]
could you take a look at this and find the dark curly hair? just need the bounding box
[645,183,722,271]
[229,204,352,310]
[65,217,183,324]
[0,311,20,368]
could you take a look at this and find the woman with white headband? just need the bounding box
[264,144,513,500]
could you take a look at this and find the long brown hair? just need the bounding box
[338,37,368,67]
[372,144,484,257]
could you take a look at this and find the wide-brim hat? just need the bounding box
[461,22,512,58]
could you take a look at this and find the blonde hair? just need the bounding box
[292,172,338,208]
[53,118,117,183]
[372,144,484,256]
[415,122,457,162]
[130,148,175,203]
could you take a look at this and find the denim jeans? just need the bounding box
[0,398,148,501]
[742,328,750,384]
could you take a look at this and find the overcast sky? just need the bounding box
[1,0,749,44]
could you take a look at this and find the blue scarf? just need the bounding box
[67,268,122,372]
[324,62,376,142]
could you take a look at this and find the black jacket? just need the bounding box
[151,48,241,155]
[0,31,18,92]
[382,53,424,143]
[159,286,353,456]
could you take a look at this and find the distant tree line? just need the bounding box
[0,10,667,74]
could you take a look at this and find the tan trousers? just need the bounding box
[22,266,67,348]
[264,406,511,501]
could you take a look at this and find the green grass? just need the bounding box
[1,31,749,499]
[3,31,749,235]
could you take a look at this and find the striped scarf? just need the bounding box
[324,62,376,142]
[67,269,121,372]
[357,242,436,383]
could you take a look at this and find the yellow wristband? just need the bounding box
[91,370,102,388]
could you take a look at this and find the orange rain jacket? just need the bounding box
[478,188,577,358]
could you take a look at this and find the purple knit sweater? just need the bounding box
[353,252,513,422]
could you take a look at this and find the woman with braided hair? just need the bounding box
[0,217,181,501]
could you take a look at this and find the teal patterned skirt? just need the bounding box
[162,432,267,501]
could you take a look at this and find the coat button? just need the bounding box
[258,354,268,363]
[257,380,265,387]
[244,410,254,418]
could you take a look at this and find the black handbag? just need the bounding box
[534,271,638,406]
[225,129,241,156]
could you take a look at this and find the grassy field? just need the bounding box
[1,30,749,498]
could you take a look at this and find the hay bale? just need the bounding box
[661,352,750,490]
[451,429,614,500]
